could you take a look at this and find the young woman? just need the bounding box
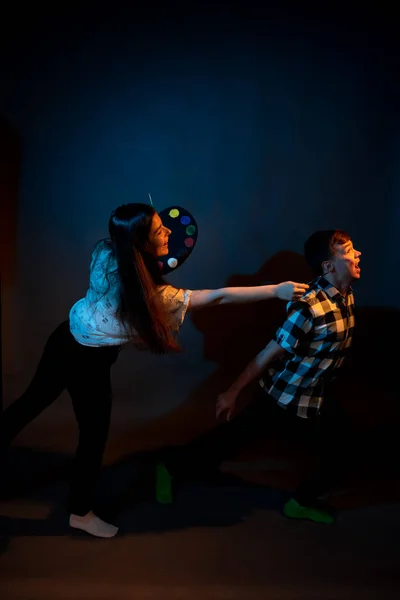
[0,203,308,538]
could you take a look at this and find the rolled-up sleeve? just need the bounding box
[274,301,313,354]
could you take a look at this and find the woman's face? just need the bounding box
[146,213,172,257]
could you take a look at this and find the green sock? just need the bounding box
[156,463,173,505]
[283,498,335,524]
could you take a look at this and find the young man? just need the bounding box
[215,229,361,523]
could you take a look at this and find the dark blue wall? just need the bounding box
[1,3,399,418]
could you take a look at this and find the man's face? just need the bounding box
[330,239,361,283]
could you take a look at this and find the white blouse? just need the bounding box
[69,240,192,347]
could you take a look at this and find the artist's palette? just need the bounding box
[158,206,198,274]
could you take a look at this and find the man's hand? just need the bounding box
[216,390,238,422]
[275,281,309,301]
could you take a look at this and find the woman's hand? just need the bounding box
[275,281,309,301]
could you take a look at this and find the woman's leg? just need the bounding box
[0,322,69,450]
[66,344,119,538]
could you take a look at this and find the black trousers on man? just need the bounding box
[162,386,357,506]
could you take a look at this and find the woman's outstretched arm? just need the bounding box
[187,281,308,311]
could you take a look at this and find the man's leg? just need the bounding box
[157,390,283,502]
[284,397,356,523]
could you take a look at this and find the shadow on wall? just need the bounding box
[338,305,400,427]
[119,250,400,453]
[191,250,314,372]
[117,250,314,449]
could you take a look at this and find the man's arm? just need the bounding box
[216,301,313,421]
[216,341,284,421]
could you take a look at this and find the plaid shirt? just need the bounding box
[259,276,355,419]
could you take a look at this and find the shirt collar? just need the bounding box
[316,276,353,304]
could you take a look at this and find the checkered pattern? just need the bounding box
[259,276,355,419]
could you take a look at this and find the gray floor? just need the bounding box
[1,402,400,600]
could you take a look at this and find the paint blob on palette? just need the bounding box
[157,206,199,274]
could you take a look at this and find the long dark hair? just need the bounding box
[109,203,180,354]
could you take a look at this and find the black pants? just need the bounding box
[0,321,120,516]
[162,388,357,505]
[293,390,357,505]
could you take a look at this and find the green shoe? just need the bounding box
[283,498,335,524]
[156,462,173,505]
